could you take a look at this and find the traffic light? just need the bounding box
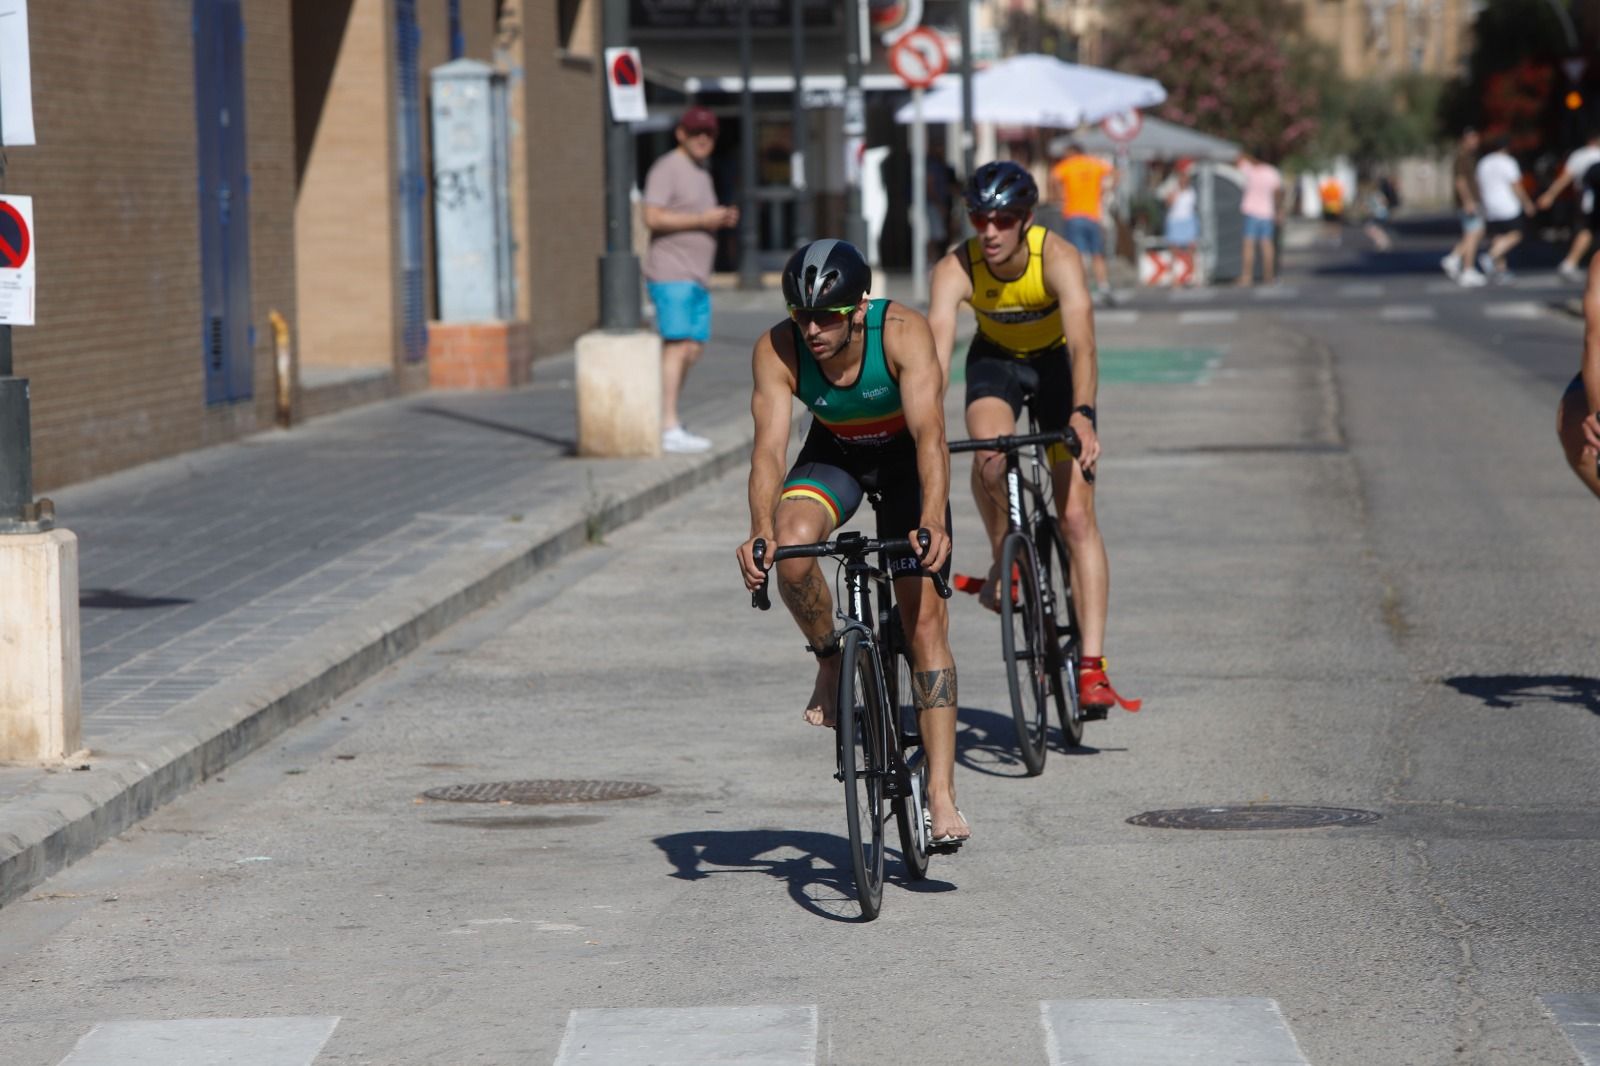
[1567,90,1584,110]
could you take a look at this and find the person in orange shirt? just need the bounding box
[1050,141,1117,301]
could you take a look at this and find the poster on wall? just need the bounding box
[0,1,34,146]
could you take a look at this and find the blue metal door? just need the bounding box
[395,0,428,362]
[193,0,254,403]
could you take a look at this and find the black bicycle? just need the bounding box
[950,385,1085,776]
[751,529,952,921]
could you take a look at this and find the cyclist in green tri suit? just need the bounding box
[735,240,968,846]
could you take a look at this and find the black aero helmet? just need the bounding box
[781,239,872,310]
[964,160,1038,214]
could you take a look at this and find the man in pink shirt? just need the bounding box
[1237,150,1284,286]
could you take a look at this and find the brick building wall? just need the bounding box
[17,1,295,491]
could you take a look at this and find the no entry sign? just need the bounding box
[604,47,648,122]
[1101,109,1144,143]
[0,195,34,325]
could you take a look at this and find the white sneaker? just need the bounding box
[1477,253,1496,277]
[1559,262,1585,283]
[1441,254,1461,280]
[1457,268,1488,287]
[661,424,712,454]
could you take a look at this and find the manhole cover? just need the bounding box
[420,780,659,805]
[1127,805,1381,830]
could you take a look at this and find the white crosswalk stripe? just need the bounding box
[1379,304,1436,321]
[1168,288,1217,303]
[1178,309,1239,324]
[1040,998,1309,1065]
[1252,285,1300,300]
[1096,310,1141,325]
[553,1006,818,1066]
[1482,300,1545,319]
[56,1017,340,1066]
[1543,995,1600,1064]
[1340,282,1385,298]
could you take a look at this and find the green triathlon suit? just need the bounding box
[779,299,951,577]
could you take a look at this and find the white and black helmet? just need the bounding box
[781,239,872,309]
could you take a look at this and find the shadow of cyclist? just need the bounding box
[953,704,1112,777]
[654,828,954,923]
[1442,675,1600,715]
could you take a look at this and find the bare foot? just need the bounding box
[978,559,1003,613]
[803,655,842,727]
[928,796,969,842]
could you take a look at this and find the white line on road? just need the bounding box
[1040,998,1309,1065]
[1252,285,1300,300]
[1425,280,1466,295]
[1096,310,1141,325]
[1276,309,1338,321]
[1542,995,1600,1064]
[1340,282,1385,298]
[1481,300,1544,319]
[554,1006,817,1066]
[1379,304,1436,322]
[57,1017,339,1066]
[1168,288,1216,303]
[1178,310,1239,325]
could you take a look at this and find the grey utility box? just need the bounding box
[430,59,514,321]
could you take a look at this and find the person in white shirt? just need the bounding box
[1537,130,1600,282]
[1475,136,1536,282]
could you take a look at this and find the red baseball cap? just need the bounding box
[678,106,720,136]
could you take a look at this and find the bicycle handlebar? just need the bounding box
[948,428,1081,456]
[750,530,953,611]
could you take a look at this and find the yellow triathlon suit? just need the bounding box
[966,224,1063,355]
[963,225,1076,467]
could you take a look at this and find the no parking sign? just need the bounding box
[0,195,35,325]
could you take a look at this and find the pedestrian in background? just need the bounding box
[1536,127,1600,283]
[1441,128,1487,287]
[1162,160,1199,285]
[1049,141,1117,303]
[642,105,740,454]
[1474,134,1534,284]
[1359,172,1395,252]
[1236,149,1283,286]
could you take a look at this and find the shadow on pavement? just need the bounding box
[79,588,195,610]
[954,704,1111,777]
[654,828,953,923]
[1441,674,1600,715]
[411,403,577,453]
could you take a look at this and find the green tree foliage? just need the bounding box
[1313,71,1448,167]
[1106,0,1322,162]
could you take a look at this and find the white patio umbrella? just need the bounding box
[893,53,1166,128]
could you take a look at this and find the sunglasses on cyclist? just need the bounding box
[788,304,858,328]
[968,210,1024,231]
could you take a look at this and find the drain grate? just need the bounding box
[1127,805,1381,830]
[421,779,660,805]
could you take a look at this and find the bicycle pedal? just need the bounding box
[1082,706,1109,722]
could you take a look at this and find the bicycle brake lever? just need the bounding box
[751,538,772,611]
[932,572,953,599]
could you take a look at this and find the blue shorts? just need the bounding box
[1242,214,1275,241]
[1459,212,1484,234]
[1164,217,1198,246]
[648,280,712,343]
[1063,217,1105,257]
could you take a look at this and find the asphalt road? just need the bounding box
[3,228,1599,1065]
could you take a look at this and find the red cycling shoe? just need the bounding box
[1077,656,1142,716]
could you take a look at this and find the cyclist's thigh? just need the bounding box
[964,335,1025,438]
[780,424,867,534]
[873,449,954,583]
[1555,374,1600,498]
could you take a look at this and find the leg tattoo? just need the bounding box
[779,567,833,633]
[912,667,958,710]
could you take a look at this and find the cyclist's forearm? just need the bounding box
[748,455,785,538]
[914,435,950,528]
[1068,335,1099,410]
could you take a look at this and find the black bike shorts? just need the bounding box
[964,333,1077,466]
[780,421,952,579]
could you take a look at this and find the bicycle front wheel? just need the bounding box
[1000,532,1049,776]
[886,621,930,882]
[1036,517,1083,748]
[838,629,887,919]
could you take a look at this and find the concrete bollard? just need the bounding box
[575,329,663,458]
[0,528,82,763]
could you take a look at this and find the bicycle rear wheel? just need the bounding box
[1036,517,1084,747]
[838,630,887,919]
[1000,532,1049,776]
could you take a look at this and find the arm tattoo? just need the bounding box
[779,566,832,631]
[912,667,958,710]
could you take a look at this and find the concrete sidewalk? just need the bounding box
[0,299,794,908]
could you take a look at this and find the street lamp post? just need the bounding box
[843,0,867,250]
[738,0,761,289]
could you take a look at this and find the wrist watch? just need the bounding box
[1072,404,1097,429]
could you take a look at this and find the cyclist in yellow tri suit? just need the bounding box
[928,161,1138,716]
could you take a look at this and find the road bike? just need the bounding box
[751,529,952,921]
[950,373,1085,776]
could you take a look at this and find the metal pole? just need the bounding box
[842,0,867,249]
[599,0,640,331]
[790,0,811,247]
[958,0,974,178]
[911,88,927,304]
[738,0,761,289]
[448,0,464,59]
[0,60,33,532]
